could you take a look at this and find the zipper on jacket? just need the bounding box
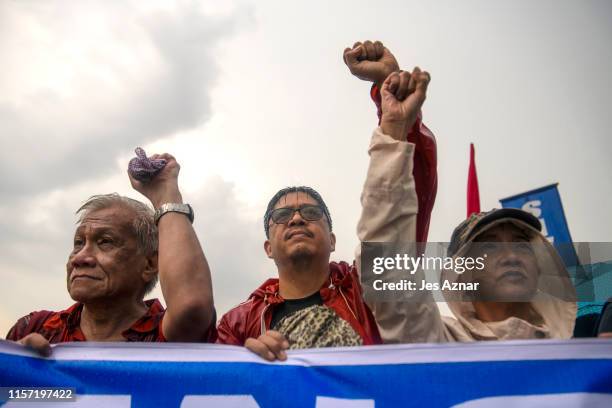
[260,295,270,336]
[329,277,358,322]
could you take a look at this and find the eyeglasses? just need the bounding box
[269,205,325,224]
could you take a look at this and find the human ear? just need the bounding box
[142,253,158,284]
[264,240,274,259]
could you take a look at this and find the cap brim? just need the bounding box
[470,208,542,242]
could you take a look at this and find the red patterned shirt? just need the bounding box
[6,299,167,343]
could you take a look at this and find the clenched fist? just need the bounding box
[380,67,431,140]
[128,153,183,209]
[343,40,399,86]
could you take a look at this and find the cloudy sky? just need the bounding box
[1,0,611,335]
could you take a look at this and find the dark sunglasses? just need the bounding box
[269,205,325,224]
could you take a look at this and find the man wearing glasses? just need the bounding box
[216,64,432,360]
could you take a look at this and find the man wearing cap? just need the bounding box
[216,66,432,360]
[7,152,216,355]
[344,42,576,343]
[360,205,577,342]
[440,209,576,341]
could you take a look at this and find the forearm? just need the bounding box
[356,127,444,343]
[358,127,417,241]
[159,212,214,341]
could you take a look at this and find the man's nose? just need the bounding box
[287,209,306,226]
[70,245,96,269]
[499,244,523,265]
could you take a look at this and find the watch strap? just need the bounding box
[154,203,194,225]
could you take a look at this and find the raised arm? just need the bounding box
[351,58,447,343]
[344,41,437,244]
[129,153,215,342]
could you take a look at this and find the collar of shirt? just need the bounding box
[41,299,165,341]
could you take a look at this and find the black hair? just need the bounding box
[263,186,332,238]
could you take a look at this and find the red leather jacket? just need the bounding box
[216,261,382,346]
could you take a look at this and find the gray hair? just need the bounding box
[76,193,158,295]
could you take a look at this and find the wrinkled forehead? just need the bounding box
[273,191,318,209]
[77,205,135,234]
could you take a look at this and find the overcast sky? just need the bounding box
[1,0,611,335]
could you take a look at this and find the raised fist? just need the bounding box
[343,40,399,85]
[128,152,182,209]
[380,67,430,140]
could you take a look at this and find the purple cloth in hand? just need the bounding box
[128,147,166,182]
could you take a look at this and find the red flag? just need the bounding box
[467,143,480,217]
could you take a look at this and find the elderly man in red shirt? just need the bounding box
[6,152,216,355]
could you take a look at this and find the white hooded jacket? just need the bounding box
[355,128,576,343]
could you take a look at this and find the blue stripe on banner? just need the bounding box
[1,340,611,408]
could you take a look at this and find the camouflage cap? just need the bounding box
[447,208,542,257]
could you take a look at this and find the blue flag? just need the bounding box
[500,183,579,267]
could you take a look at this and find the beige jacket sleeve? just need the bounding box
[355,127,447,343]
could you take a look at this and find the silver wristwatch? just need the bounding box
[154,203,194,225]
